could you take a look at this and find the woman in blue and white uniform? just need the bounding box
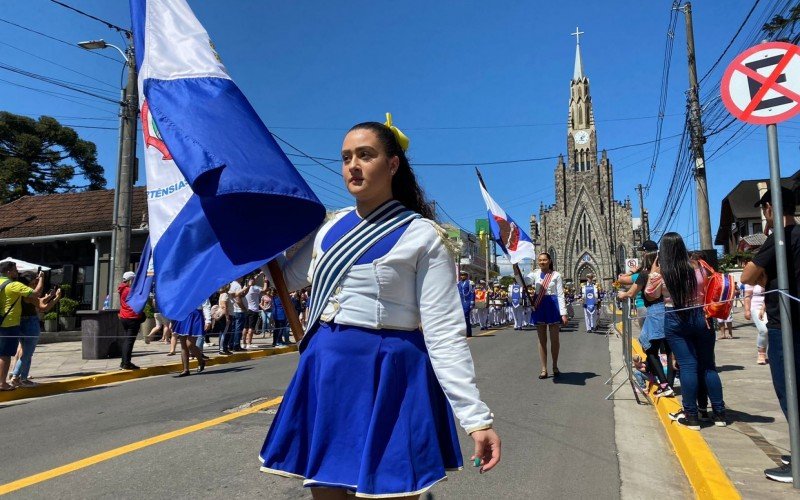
[527,253,567,379]
[170,299,210,377]
[259,116,500,499]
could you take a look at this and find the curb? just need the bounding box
[2,324,507,404]
[0,345,299,404]
[630,339,741,500]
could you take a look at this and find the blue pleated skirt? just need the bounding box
[259,322,462,497]
[171,309,204,337]
[531,295,561,324]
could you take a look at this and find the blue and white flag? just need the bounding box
[127,0,325,319]
[476,169,536,265]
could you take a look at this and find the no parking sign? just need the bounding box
[721,41,800,125]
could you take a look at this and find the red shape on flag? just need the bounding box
[493,215,520,251]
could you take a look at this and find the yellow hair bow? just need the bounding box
[384,112,410,152]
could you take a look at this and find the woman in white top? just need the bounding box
[744,283,768,365]
[527,253,567,379]
[259,117,500,499]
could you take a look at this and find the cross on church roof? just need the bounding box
[571,26,584,45]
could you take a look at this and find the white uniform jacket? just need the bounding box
[270,208,493,434]
[526,270,568,316]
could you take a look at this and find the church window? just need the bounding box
[592,239,596,252]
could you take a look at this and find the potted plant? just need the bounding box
[58,297,80,330]
[43,312,58,332]
[140,301,156,340]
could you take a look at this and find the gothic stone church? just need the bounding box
[533,40,641,286]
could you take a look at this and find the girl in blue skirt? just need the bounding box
[527,253,567,379]
[171,299,210,377]
[259,116,501,499]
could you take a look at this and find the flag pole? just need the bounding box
[512,263,536,308]
[267,259,304,343]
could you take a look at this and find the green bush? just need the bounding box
[143,301,155,318]
[59,297,79,316]
[44,311,57,320]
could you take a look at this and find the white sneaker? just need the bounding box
[247,344,259,350]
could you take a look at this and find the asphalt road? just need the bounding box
[1,311,619,499]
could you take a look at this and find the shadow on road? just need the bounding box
[726,408,776,424]
[717,365,744,373]
[553,371,599,385]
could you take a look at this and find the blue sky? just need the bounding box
[2,1,798,253]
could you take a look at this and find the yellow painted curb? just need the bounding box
[0,345,298,404]
[631,339,740,500]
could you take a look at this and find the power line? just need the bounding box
[0,40,118,90]
[0,61,121,103]
[270,132,343,177]
[0,77,117,114]
[47,0,131,35]
[0,17,119,63]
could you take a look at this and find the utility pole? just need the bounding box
[111,44,139,308]
[682,2,714,250]
[636,184,649,244]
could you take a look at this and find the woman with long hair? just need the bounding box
[645,233,726,429]
[259,116,500,499]
[623,251,674,397]
[527,253,567,379]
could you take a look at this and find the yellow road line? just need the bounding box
[0,396,283,496]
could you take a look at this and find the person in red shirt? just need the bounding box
[118,271,144,370]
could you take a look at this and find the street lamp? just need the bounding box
[78,38,138,310]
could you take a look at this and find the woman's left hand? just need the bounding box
[561,315,568,325]
[470,428,501,472]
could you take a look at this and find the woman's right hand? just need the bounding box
[744,309,751,321]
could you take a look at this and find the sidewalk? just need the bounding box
[12,332,292,384]
[698,308,797,498]
[633,306,797,498]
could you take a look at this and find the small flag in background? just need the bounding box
[127,0,325,319]
[476,168,537,265]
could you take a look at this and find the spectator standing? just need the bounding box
[147,295,172,345]
[744,283,769,365]
[0,262,42,390]
[645,232,725,430]
[741,186,800,483]
[216,284,232,355]
[10,272,58,388]
[259,289,273,337]
[272,292,288,347]
[118,271,145,370]
[244,274,264,349]
[228,277,249,352]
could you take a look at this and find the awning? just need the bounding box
[0,257,52,272]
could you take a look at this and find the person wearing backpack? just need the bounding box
[0,262,44,391]
[741,186,800,483]
[644,232,726,430]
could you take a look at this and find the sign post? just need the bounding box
[723,41,800,487]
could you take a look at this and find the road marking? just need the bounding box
[0,396,283,495]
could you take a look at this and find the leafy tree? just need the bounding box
[763,4,800,42]
[499,276,516,287]
[0,111,106,204]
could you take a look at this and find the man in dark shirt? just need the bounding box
[741,186,800,483]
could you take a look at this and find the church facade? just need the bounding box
[533,39,642,286]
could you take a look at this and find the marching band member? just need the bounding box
[457,270,475,338]
[526,253,567,379]
[475,281,489,330]
[508,279,526,330]
[259,116,500,498]
[581,274,601,333]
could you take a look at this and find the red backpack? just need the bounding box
[698,259,735,320]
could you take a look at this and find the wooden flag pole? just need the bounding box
[267,259,304,343]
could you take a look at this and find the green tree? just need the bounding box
[0,111,106,204]
[499,275,516,287]
[763,4,800,41]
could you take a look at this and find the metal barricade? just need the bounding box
[605,298,649,404]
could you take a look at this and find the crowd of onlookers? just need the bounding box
[616,186,800,484]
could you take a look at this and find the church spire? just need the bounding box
[571,26,584,80]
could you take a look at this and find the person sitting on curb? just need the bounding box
[741,186,800,484]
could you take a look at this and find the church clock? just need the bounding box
[574,130,590,145]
